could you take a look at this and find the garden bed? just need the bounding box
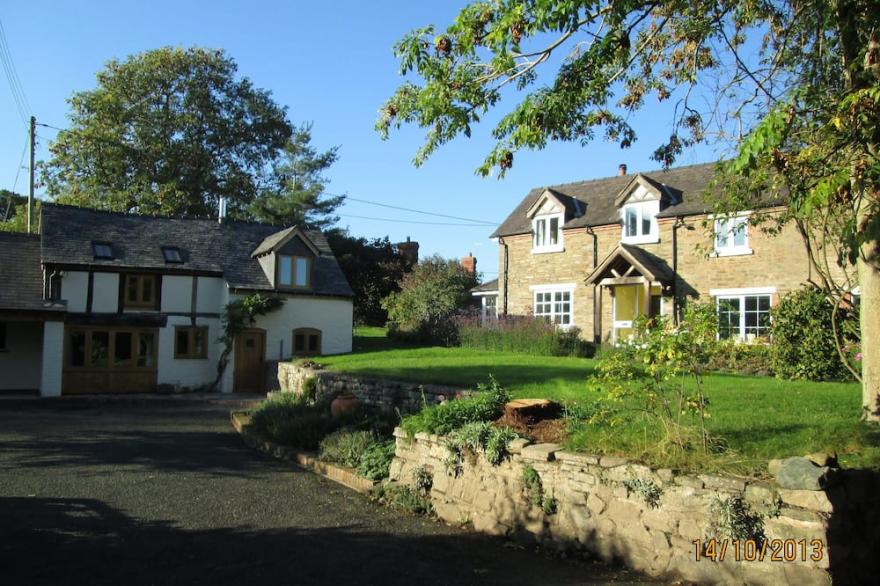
[313,331,878,475]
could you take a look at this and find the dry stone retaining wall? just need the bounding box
[275,361,465,414]
[390,429,880,585]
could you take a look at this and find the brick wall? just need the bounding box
[498,209,851,341]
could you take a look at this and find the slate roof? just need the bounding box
[492,162,723,238]
[0,232,65,312]
[471,279,499,294]
[40,204,353,297]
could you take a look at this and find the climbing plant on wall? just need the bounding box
[213,293,285,391]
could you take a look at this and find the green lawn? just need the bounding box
[323,327,879,474]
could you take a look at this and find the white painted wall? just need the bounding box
[241,294,353,359]
[92,273,119,313]
[40,321,64,397]
[156,316,222,389]
[62,271,89,312]
[196,277,225,313]
[220,284,234,394]
[161,275,193,313]
[0,321,43,391]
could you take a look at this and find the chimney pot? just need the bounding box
[618,164,627,176]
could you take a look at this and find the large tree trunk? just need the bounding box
[858,199,880,422]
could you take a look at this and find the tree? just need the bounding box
[378,1,880,422]
[382,255,478,344]
[42,47,291,219]
[250,123,344,229]
[326,230,413,326]
[0,190,41,233]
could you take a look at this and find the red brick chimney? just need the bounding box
[396,236,419,266]
[460,252,477,275]
[618,163,628,176]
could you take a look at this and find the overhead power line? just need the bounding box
[339,213,497,227]
[0,18,32,126]
[329,192,499,226]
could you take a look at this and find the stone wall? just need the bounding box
[390,430,880,585]
[275,361,466,414]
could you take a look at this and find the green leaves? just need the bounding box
[43,47,292,219]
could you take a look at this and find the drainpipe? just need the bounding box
[672,217,686,324]
[498,236,509,316]
[585,226,600,344]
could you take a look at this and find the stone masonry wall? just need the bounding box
[275,361,466,414]
[390,430,880,585]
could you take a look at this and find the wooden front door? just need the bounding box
[234,329,265,393]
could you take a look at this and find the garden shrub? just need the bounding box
[457,315,595,357]
[707,340,773,376]
[401,375,510,436]
[771,286,858,381]
[249,393,331,451]
[372,482,433,515]
[357,440,396,480]
[319,430,375,468]
[382,255,478,345]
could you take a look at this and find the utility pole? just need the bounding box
[27,115,35,234]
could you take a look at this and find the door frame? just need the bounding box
[611,285,639,344]
[233,328,266,393]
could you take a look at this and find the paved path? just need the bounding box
[0,404,650,585]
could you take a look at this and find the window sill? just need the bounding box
[531,246,565,254]
[713,247,753,257]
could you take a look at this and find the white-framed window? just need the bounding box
[714,216,751,256]
[533,287,573,327]
[481,294,498,323]
[532,213,564,253]
[620,201,659,244]
[715,293,772,341]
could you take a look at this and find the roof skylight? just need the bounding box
[92,242,113,259]
[162,246,183,263]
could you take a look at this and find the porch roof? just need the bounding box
[0,232,65,314]
[584,243,674,287]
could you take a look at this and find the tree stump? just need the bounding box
[501,399,562,427]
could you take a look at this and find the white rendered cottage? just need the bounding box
[0,204,353,396]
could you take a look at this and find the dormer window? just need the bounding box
[713,216,751,256]
[532,214,564,252]
[278,255,311,288]
[92,242,113,259]
[161,246,183,263]
[620,201,659,244]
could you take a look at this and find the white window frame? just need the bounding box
[531,213,564,253]
[713,213,752,257]
[713,287,774,341]
[620,201,659,244]
[473,290,499,324]
[530,284,575,329]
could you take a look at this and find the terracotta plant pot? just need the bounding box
[330,394,360,419]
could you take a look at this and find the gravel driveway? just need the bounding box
[0,403,649,585]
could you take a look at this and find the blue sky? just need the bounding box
[1,1,718,279]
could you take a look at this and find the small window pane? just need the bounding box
[93,243,113,259]
[549,217,559,245]
[294,333,306,352]
[138,333,155,367]
[534,219,545,247]
[308,334,319,353]
[715,220,729,249]
[91,332,109,367]
[641,211,651,235]
[295,258,309,287]
[176,329,190,356]
[733,219,747,247]
[758,296,770,311]
[142,277,153,303]
[745,296,757,312]
[70,331,86,367]
[193,329,206,357]
[280,256,293,286]
[625,207,637,237]
[114,332,132,366]
[127,277,139,302]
